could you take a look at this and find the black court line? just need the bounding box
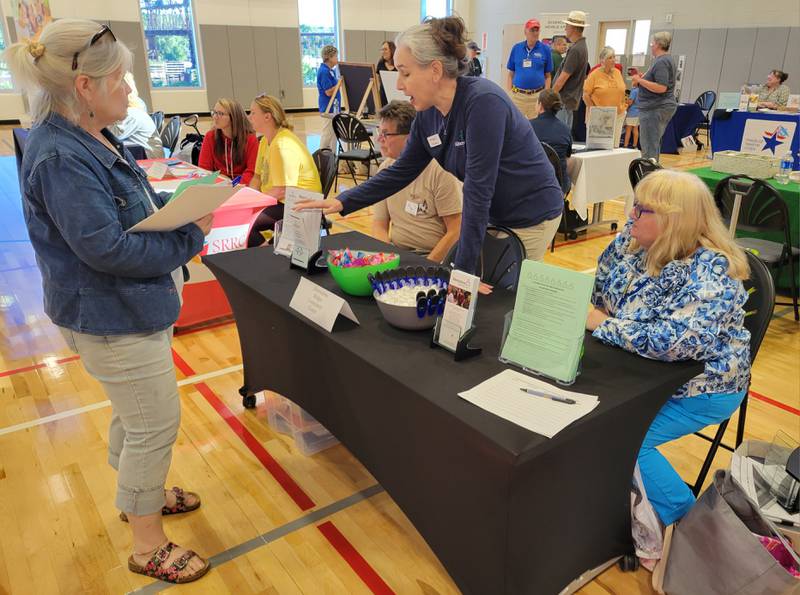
[129,483,385,594]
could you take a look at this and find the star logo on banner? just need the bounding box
[762,130,783,154]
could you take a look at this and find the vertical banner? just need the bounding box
[13,0,52,42]
[674,55,686,102]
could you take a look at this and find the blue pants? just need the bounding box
[638,390,746,525]
[638,104,677,162]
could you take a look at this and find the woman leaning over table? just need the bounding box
[297,16,563,277]
[198,97,258,184]
[583,46,627,147]
[5,19,212,583]
[247,93,321,246]
[758,69,790,109]
[586,169,751,528]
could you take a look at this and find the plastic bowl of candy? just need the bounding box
[327,249,400,296]
[372,266,449,331]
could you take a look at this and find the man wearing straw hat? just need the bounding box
[552,10,590,129]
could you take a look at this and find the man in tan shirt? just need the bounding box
[371,101,462,263]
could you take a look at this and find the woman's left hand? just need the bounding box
[631,74,641,86]
[585,307,609,331]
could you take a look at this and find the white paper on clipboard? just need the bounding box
[128,184,238,232]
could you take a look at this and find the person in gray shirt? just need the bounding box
[631,31,677,162]
[552,10,590,130]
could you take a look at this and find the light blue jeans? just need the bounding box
[59,327,179,515]
[638,389,747,526]
[638,104,677,162]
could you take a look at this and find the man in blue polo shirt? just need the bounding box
[505,18,553,119]
[317,44,340,151]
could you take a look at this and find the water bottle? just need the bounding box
[776,152,793,185]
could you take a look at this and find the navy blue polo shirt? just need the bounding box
[506,40,553,91]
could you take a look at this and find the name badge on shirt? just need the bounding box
[427,133,442,147]
[523,59,532,68]
[404,200,420,216]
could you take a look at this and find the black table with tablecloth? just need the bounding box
[660,102,705,154]
[203,232,702,594]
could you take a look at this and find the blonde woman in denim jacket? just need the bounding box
[6,20,213,583]
[586,170,751,528]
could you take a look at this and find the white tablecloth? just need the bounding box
[567,148,641,215]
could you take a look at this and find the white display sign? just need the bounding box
[204,224,250,255]
[539,13,570,39]
[740,119,797,158]
[289,277,359,333]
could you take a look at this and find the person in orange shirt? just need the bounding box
[583,46,627,147]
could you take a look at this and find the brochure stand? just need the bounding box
[289,249,327,275]
[498,310,583,386]
[430,317,482,361]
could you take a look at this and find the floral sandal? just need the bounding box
[119,486,201,522]
[128,541,210,584]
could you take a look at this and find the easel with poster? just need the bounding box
[337,62,383,119]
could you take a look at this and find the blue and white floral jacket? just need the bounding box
[591,223,751,398]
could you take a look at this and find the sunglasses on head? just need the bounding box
[72,25,116,71]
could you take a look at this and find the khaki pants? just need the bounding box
[59,327,180,516]
[510,90,541,120]
[510,216,562,261]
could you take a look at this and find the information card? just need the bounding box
[289,277,359,332]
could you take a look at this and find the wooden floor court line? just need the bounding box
[170,348,396,594]
[0,363,244,436]
[130,484,386,595]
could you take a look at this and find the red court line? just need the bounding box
[0,354,80,378]
[317,521,396,595]
[171,349,314,511]
[749,390,800,417]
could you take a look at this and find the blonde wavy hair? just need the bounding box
[3,19,132,124]
[630,169,749,280]
[252,94,293,131]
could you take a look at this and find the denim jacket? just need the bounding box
[591,222,751,398]
[21,112,205,335]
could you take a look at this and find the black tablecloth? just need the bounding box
[204,232,702,594]
[661,103,705,154]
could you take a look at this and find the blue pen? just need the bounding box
[231,175,242,187]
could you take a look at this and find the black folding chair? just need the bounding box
[693,90,716,147]
[541,142,568,252]
[715,174,799,320]
[149,110,164,133]
[691,250,775,495]
[160,115,181,157]
[444,225,527,291]
[628,157,663,191]
[312,148,337,234]
[331,113,381,187]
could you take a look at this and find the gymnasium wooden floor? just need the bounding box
[0,114,797,595]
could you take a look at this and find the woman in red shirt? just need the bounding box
[198,98,258,184]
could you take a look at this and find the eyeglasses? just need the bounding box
[376,130,408,141]
[72,25,116,71]
[211,110,228,117]
[632,203,655,219]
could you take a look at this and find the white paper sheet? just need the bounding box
[458,369,599,439]
[378,70,409,103]
[289,276,359,332]
[128,184,238,232]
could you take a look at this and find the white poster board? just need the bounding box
[378,70,409,103]
[586,106,618,150]
[739,119,797,157]
[539,13,570,40]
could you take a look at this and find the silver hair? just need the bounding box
[321,45,338,62]
[3,18,132,125]
[395,21,466,78]
[599,46,615,62]
[653,31,672,51]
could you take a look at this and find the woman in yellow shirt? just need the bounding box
[583,46,627,147]
[247,94,322,246]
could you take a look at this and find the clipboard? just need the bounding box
[128,184,239,232]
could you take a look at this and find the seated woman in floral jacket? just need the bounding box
[586,169,751,527]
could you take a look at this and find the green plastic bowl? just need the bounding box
[327,252,400,296]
